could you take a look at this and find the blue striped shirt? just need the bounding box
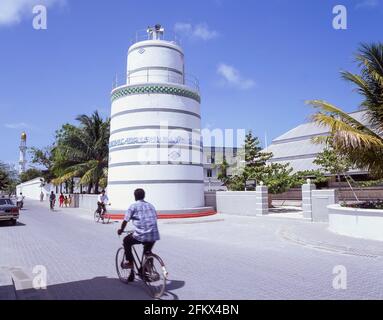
[124,200,160,242]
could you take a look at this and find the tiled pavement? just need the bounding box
[0,199,382,300]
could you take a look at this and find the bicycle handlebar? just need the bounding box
[118,230,134,238]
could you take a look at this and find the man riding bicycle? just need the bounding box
[97,190,110,220]
[117,189,160,270]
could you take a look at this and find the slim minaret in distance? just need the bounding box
[19,132,27,174]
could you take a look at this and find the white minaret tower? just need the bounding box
[19,132,27,174]
[108,24,205,214]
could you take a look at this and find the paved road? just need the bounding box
[1,199,383,300]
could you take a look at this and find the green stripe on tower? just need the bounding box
[111,84,201,103]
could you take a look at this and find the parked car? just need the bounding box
[0,197,19,225]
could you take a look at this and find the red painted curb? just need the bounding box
[104,210,217,220]
[158,211,217,219]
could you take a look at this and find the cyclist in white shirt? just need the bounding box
[16,192,25,209]
[97,190,110,220]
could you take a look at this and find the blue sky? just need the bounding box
[0,0,382,167]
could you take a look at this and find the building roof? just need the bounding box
[267,138,324,162]
[269,157,321,172]
[266,110,367,173]
[272,122,328,144]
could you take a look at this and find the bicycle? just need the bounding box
[94,203,111,224]
[115,231,168,299]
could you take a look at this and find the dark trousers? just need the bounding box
[123,233,155,263]
[97,202,106,214]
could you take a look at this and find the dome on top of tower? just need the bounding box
[21,132,27,141]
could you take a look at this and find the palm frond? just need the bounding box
[312,113,383,148]
[311,135,331,145]
[308,100,381,137]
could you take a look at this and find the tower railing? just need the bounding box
[112,70,200,92]
[130,29,181,46]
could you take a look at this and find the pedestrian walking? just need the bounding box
[49,192,56,211]
[59,193,65,207]
[68,195,72,207]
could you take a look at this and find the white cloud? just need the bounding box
[4,122,31,129]
[355,0,380,9]
[174,22,219,41]
[0,0,64,26]
[217,63,256,90]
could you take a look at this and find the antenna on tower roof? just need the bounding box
[147,24,164,40]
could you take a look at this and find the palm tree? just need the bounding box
[307,43,383,178]
[0,162,18,195]
[0,162,11,191]
[52,111,110,193]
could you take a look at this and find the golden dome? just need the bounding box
[21,132,27,141]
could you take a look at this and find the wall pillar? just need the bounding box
[311,189,338,222]
[255,182,268,216]
[302,179,316,220]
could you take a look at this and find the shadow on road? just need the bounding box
[0,221,26,228]
[0,285,16,300]
[3,277,185,300]
[269,207,302,214]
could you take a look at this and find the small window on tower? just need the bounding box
[207,169,213,178]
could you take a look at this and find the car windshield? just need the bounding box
[0,199,13,206]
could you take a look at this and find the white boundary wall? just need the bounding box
[328,204,383,241]
[78,194,98,211]
[16,178,53,201]
[217,192,257,216]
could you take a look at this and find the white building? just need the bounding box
[202,110,373,188]
[107,25,205,212]
[203,146,240,191]
[267,110,370,176]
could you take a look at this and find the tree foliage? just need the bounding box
[51,111,110,194]
[292,170,328,188]
[313,139,352,181]
[0,162,18,195]
[221,131,298,194]
[308,43,383,178]
[27,111,110,194]
[0,162,11,191]
[216,158,231,186]
[19,168,43,183]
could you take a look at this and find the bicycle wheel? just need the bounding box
[115,247,134,284]
[101,212,110,224]
[142,254,168,299]
[94,209,101,223]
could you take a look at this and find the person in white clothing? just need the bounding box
[16,192,25,209]
[97,190,110,220]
